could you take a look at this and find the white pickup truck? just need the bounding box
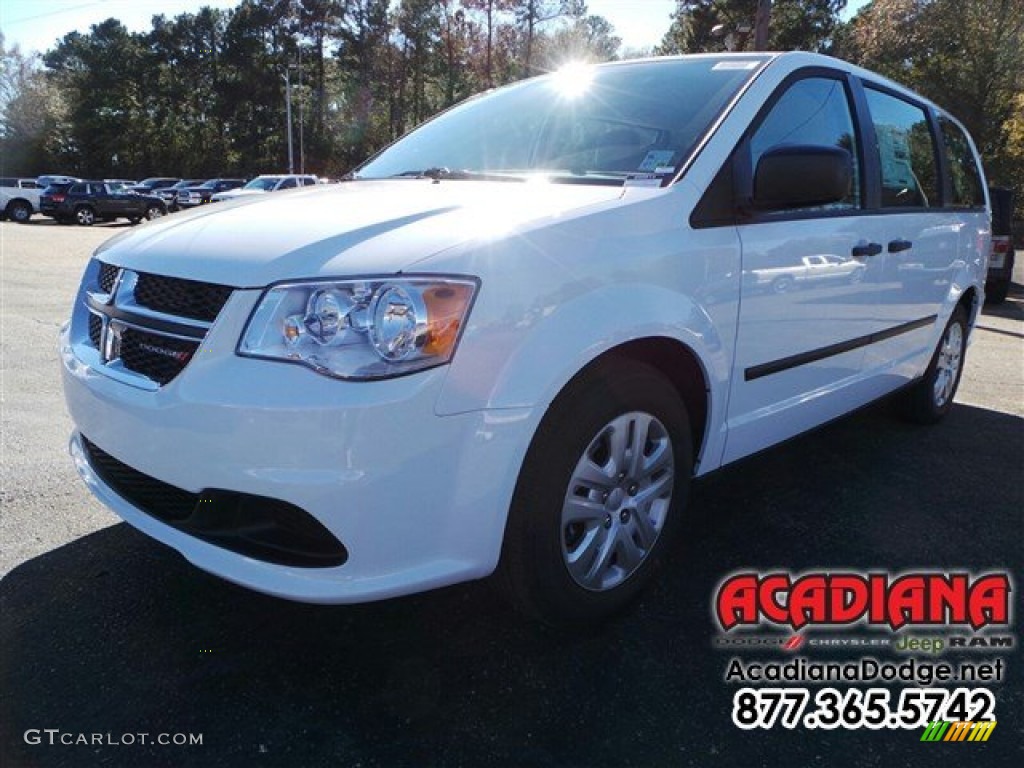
[750,253,867,293]
[0,178,43,223]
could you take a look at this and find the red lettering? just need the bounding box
[828,575,869,623]
[789,575,827,630]
[969,574,1011,630]
[888,576,926,629]
[717,574,758,630]
[759,574,790,624]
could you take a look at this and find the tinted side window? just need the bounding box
[750,77,861,211]
[939,117,984,208]
[0,178,16,187]
[278,178,297,190]
[864,88,939,208]
[69,184,87,195]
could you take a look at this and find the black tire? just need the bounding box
[898,305,968,424]
[772,275,794,294]
[128,216,141,225]
[145,205,165,220]
[7,200,32,223]
[985,279,1010,305]
[498,361,692,624]
[74,206,95,226]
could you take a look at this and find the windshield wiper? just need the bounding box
[386,168,525,183]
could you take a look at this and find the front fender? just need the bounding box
[437,282,735,469]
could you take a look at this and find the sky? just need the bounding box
[0,0,871,58]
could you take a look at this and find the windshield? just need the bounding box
[244,177,282,191]
[356,56,768,185]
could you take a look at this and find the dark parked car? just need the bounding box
[154,179,206,211]
[986,187,1016,304]
[129,177,180,194]
[40,181,167,226]
[176,178,247,208]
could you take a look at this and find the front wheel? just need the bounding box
[898,305,968,424]
[145,205,165,220]
[499,362,692,624]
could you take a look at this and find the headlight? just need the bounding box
[238,277,478,380]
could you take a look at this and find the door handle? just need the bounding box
[852,242,883,257]
[888,239,913,253]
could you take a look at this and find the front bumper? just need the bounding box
[60,298,534,603]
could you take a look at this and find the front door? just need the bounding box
[723,74,888,463]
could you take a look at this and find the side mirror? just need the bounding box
[753,145,852,211]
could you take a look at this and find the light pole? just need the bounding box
[283,69,295,174]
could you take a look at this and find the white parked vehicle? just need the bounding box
[61,53,990,623]
[750,254,866,293]
[0,177,42,222]
[210,174,318,201]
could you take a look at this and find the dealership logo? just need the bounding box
[715,571,1012,632]
[920,721,996,742]
[137,341,191,363]
[100,321,123,363]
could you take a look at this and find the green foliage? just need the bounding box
[1,0,629,178]
[834,0,1024,216]
[0,32,67,174]
[658,0,846,54]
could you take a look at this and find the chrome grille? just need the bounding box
[83,262,233,387]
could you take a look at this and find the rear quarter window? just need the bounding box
[864,87,940,208]
[939,117,985,208]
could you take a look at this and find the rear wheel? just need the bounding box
[899,305,968,424]
[7,200,32,223]
[499,362,692,624]
[74,206,95,226]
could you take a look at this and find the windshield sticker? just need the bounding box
[713,61,761,70]
[638,150,677,173]
[624,173,664,188]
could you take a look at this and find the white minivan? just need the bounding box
[61,53,990,622]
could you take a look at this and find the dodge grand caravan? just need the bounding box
[61,53,990,623]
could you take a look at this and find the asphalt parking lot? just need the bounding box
[1,217,1022,768]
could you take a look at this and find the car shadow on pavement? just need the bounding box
[2,402,1021,768]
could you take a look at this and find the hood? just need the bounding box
[93,180,626,287]
[212,188,266,199]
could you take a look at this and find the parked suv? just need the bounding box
[176,178,247,208]
[210,174,318,201]
[153,179,205,211]
[0,177,42,223]
[61,53,989,623]
[41,181,167,225]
